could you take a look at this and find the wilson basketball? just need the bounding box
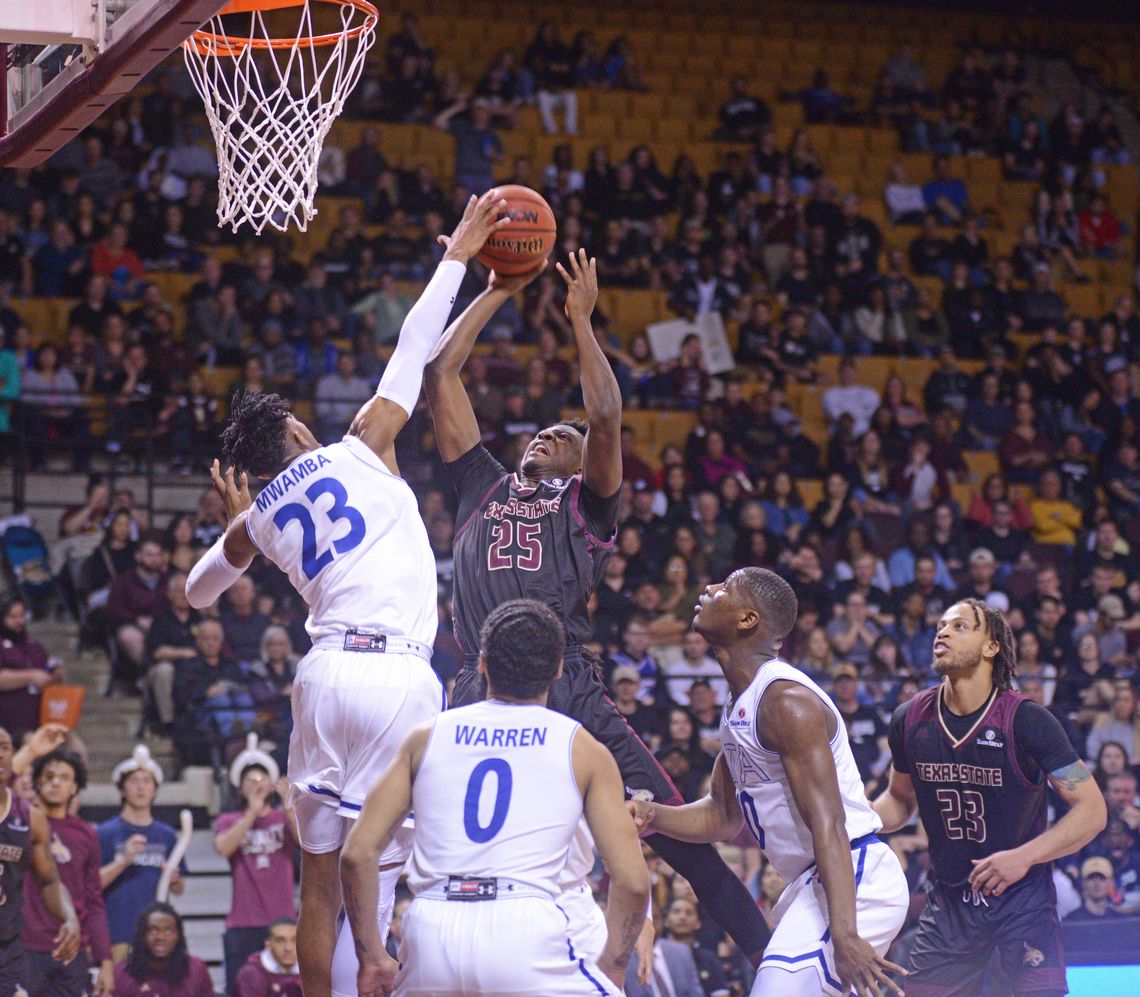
[477,184,557,276]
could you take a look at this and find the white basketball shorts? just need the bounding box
[556,882,608,964]
[753,837,909,996]
[287,645,444,854]
[395,894,620,996]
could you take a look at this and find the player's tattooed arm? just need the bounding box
[1049,761,1092,793]
[971,758,1106,897]
[577,730,651,988]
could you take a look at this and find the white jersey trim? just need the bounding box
[726,670,843,762]
[340,433,404,481]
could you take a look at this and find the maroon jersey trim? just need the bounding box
[510,472,539,496]
[936,684,999,749]
[453,474,510,544]
[568,477,617,551]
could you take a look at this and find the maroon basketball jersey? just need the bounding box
[0,792,31,940]
[452,466,615,653]
[902,686,1049,890]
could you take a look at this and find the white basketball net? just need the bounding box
[182,1,377,234]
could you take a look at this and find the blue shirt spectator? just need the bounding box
[922,156,969,224]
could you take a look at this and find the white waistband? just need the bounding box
[415,877,553,901]
[312,631,433,661]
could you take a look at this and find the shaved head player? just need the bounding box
[632,568,909,996]
[873,600,1107,995]
[424,251,771,964]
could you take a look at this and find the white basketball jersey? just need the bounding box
[244,435,437,644]
[720,660,881,881]
[407,701,583,896]
[556,819,596,891]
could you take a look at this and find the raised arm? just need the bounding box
[764,683,904,997]
[29,805,81,965]
[424,263,546,462]
[557,250,622,498]
[349,190,510,472]
[630,751,743,843]
[576,729,651,991]
[340,724,432,995]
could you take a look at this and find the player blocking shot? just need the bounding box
[631,568,910,997]
[185,190,511,997]
[872,600,1107,996]
[340,600,650,996]
[424,250,772,964]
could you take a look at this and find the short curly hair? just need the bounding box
[221,391,293,477]
[480,599,565,699]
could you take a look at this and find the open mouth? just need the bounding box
[532,443,549,457]
[933,640,948,656]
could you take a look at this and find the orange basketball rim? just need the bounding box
[186,0,379,56]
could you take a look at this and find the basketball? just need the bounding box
[476,184,557,276]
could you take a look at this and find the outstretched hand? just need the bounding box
[437,189,511,264]
[832,932,907,997]
[555,248,598,323]
[210,459,252,523]
[488,258,548,294]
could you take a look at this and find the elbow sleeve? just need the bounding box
[185,536,245,609]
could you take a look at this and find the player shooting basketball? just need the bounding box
[424,250,772,964]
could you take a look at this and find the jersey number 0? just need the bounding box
[463,759,513,843]
[273,479,366,580]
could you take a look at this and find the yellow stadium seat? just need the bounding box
[799,478,825,506]
[866,129,899,153]
[618,117,655,143]
[1064,284,1102,317]
[582,115,617,141]
[650,117,689,144]
[964,451,999,483]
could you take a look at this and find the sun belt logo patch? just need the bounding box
[977,727,1005,748]
[1022,942,1045,967]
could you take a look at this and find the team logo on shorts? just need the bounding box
[1022,942,1045,967]
[628,788,655,803]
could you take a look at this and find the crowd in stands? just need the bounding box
[0,13,1139,995]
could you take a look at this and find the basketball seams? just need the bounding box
[476,184,557,275]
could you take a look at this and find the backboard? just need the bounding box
[0,0,229,168]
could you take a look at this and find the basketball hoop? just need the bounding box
[182,0,379,234]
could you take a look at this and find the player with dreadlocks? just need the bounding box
[185,189,511,997]
[873,599,1107,996]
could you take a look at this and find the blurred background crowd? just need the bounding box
[1,0,1139,992]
